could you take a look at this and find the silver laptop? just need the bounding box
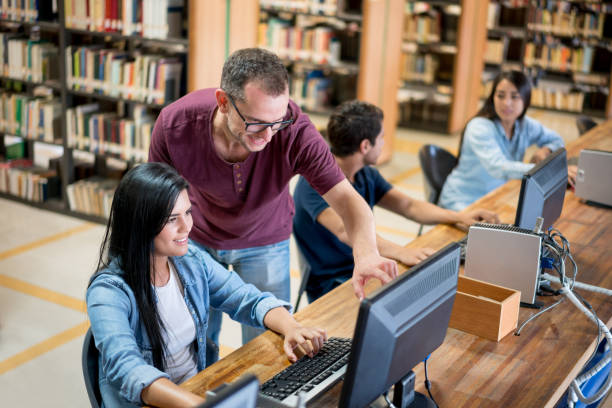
[575,149,612,207]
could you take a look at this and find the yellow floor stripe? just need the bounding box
[388,166,421,185]
[0,223,96,261]
[0,321,89,375]
[394,139,423,154]
[0,274,86,313]
[376,225,417,239]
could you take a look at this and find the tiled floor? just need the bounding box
[0,109,605,407]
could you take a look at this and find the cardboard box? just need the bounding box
[449,275,520,341]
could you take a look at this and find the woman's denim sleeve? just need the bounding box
[466,118,533,180]
[87,277,169,405]
[524,116,565,152]
[199,250,291,327]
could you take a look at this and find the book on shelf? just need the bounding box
[0,34,60,82]
[258,16,341,65]
[0,0,58,22]
[403,5,441,44]
[67,102,153,161]
[527,2,610,38]
[484,39,504,64]
[64,0,184,40]
[259,0,339,16]
[66,176,118,218]
[0,158,61,202]
[65,45,183,105]
[0,91,61,142]
[400,52,438,85]
[531,79,584,112]
[524,41,596,74]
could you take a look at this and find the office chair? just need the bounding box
[576,115,597,136]
[417,144,458,236]
[82,327,102,408]
[294,245,311,312]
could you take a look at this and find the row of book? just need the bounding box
[527,6,609,38]
[64,0,184,40]
[397,89,451,128]
[0,34,60,82]
[66,176,118,218]
[0,0,58,22]
[66,103,154,162]
[524,42,598,74]
[259,0,339,16]
[531,87,584,112]
[66,45,183,105]
[399,53,438,85]
[0,91,62,142]
[258,18,342,65]
[403,3,459,44]
[0,158,61,203]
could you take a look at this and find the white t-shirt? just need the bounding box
[155,261,197,384]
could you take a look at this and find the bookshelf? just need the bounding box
[398,0,489,133]
[483,0,612,118]
[0,0,196,223]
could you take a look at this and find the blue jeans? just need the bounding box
[194,239,291,346]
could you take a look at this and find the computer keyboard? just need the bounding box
[457,235,467,261]
[260,337,352,405]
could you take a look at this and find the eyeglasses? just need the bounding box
[227,94,293,134]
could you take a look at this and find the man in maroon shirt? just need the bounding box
[149,48,396,347]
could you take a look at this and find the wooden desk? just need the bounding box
[182,122,612,407]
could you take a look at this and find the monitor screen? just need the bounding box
[197,374,259,408]
[339,243,460,408]
[515,147,567,231]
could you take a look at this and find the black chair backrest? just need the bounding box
[576,115,597,136]
[82,327,102,408]
[418,144,458,204]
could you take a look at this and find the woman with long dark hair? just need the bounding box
[439,71,570,211]
[87,162,326,407]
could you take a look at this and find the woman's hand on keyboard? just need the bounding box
[263,306,328,362]
[284,325,328,363]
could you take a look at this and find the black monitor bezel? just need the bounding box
[339,242,460,408]
[514,147,567,229]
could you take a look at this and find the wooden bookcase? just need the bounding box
[397,0,489,134]
[0,0,197,223]
[484,0,612,119]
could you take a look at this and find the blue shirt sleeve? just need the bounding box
[87,276,170,406]
[295,176,331,221]
[522,116,565,153]
[465,117,533,180]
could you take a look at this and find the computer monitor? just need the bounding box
[339,243,460,408]
[515,147,568,231]
[197,374,259,408]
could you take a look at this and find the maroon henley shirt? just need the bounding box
[149,88,345,250]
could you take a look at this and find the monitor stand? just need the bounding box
[392,371,437,408]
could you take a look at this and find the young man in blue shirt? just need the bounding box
[293,101,499,302]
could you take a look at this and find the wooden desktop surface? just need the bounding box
[181,121,612,407]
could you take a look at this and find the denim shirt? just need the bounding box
[439,116,564,211]
[86,242,290,407]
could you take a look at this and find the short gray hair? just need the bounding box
[220,48,289,102]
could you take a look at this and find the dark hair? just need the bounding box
[220,48,289,101]
[91,162,189,371]
[456,70,532,163]
[327,100,384,157]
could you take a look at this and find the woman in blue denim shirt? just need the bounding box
[86,163,327,407]
[439,71,576,211]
